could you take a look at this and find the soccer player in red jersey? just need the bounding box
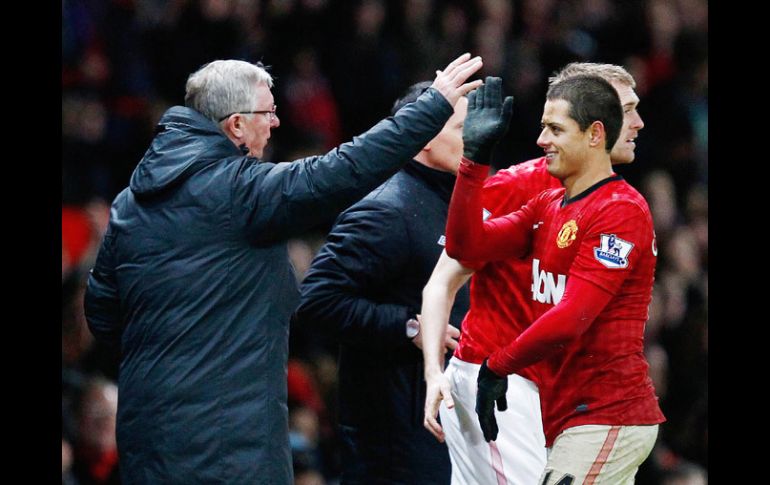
[422,64,647,485]
[443,75,664,484]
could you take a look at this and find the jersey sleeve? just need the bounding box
[446,159,539,264]
[570,200,653,295]
[481,170,520,213]
[456,167,532,271]
[487,276,613,376]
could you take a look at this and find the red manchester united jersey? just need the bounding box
[520,176,664,445]
[455,157,561,386]
[446,161,665,446]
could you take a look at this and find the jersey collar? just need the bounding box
[561,174,623,207]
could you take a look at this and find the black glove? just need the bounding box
[462,76,514,165]
[475,358,508,442]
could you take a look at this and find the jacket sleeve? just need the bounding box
[231,88,454,245]
[83,223,123,348]
[295,201,416,349]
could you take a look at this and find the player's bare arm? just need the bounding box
[421,251,473,441]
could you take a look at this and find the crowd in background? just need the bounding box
[62,1,707,484]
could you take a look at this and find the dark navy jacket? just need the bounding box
[83,89,454,485]
[295,161,471,484]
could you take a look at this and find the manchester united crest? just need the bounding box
[556,220,578,248]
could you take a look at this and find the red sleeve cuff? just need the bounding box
[458,157,490,180]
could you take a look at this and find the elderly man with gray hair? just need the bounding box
[84,54,483,484]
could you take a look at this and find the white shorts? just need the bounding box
[539,424,659,485]
[439,357,547,485]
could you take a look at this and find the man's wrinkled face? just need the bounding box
[240,83,280,158]
[609,81,644,165]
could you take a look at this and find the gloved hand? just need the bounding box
[462,76,514,165]
[475,358,508,442]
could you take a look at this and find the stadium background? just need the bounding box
[61,1,707,483]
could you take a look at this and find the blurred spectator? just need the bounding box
[63,203,120,383]
[397,0,441,83]
[289,237,322,283]
[330,0,403,136]
[63,436,80,485]
[642,169,679,244]
[142,0,243,105]
[72,377,120,485]
[645,341,668,401]
[436,3,471,72]
[685,185,708,283]
[473,0,513,77]
[291,424,327,485]
[62,206,93,279]
[63,273,95,370]
[662,460,708,485]
[62,95,113,204]
[289,401,329,483]
[288,359,327,420]
[282,48,343,150]
[287,324,340,480]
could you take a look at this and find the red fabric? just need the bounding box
[448,166,665,446]
[62,206,93,266]
[285,78,343,149]
[287,359,326,416]
[487,276,613,376]
[446,159,533,262]
[453,157,561,387]
[77,446,119,483]
[91,448,118,482]
[585,426,621,485]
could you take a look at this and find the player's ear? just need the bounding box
[588,121,605,148]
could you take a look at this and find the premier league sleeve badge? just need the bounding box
[594,233,634,269]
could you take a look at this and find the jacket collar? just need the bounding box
[403,160,457,204]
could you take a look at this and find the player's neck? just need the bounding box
[563,157,614,199]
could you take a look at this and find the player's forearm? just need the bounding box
[487,275,613,376]
[421,281,457,378]
[421,253,473,377]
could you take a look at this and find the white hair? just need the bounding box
[184,60,274,123]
